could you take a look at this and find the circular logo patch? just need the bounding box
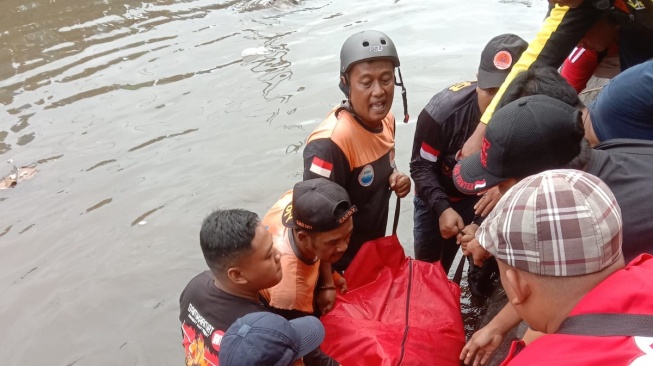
[358,165,374,187]
[493,50,513,70]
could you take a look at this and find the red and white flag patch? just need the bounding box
[419,142,440,163]
[310,157,333,178]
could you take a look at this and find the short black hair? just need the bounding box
[496,66,584,110]
[199,209,260,274]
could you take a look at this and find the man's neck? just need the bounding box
[213,277,260,302]
[543,296,581,334]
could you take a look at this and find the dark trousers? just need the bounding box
[619,24,653,71]
[412,195,478,273]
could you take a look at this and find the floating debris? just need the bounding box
[0,166,37,189]
[0,154,62,189]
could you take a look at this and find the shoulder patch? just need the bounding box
[449,81,473,92]
[420,142,440,163]
[310,157,333,178]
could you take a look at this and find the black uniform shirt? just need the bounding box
[410,81,481,217]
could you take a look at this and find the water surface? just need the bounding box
[0,0,545,363]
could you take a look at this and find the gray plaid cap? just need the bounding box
[477,169,622,277]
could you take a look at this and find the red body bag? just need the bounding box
[320,235,465,365]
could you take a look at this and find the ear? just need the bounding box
[504,268,532,306]
[339,75,350,98]
[296,230,310,246]
[227,267,248,285]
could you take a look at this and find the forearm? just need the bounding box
[481,3,600,123]
[411,163,451,216]
[319,261,335,287]
[487,302,523,335]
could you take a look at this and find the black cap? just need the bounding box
[453,95,585,194]
[282,178,357,232]
[478,34,528,89]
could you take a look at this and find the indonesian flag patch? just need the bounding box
[310,157,333,178]
[419,142,440,163]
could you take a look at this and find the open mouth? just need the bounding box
[370,101,386,112]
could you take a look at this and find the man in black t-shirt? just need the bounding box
[179,209,282,366]
[410,34,527,272]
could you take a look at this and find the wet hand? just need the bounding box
[456,224,479,249]
[439,208,464,239]
[464,239,491,267]
[389,171,411,198]
[474,187,502,217]
[335,274,348,295]
[316,287,337,316]
[460,323,505,366]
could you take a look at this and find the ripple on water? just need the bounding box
[85,198,113,213]
[0,0,548,364]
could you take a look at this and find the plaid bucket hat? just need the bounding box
[477,169,622,277]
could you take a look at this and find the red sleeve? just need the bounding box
[560,47,599,93]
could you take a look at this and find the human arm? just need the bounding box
[315,261,338,316]
[474,186,502,217]
[303,138,350,187]
[303,348,340,366]
[456,223,491,266]
[439,208,464,239]
[479,2,602,125]
[389,169,411,198]
[409,109,454,220]
[460,303,523,366]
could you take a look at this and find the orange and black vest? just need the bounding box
[303,107,395,271]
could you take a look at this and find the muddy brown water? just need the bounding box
[0,0,545,364]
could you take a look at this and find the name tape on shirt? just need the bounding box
[420,142,440,163]
[310,157,333,178]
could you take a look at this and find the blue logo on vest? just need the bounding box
[358,165,374,187]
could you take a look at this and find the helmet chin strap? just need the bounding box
[395,67,409,123]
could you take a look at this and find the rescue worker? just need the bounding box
[461,0,653,158]
[465,169,653,366]
[410,33,527,276]
[303,30,411,272]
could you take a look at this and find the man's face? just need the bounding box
[237,223,282,291]
[346,60,395,127]
[307,218,353,263]
[476,86,499,114]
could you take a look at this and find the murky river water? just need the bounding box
[1,0,545,364]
